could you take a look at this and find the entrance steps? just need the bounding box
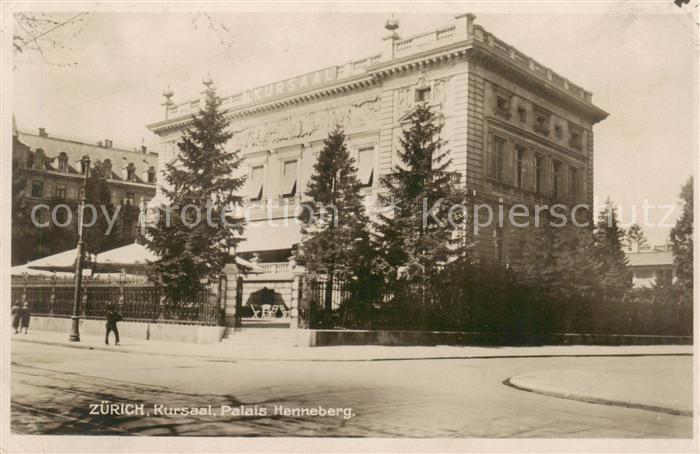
[220,327,310,348]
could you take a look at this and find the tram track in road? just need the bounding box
[11,361,351,436]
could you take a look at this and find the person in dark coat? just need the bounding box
[105,305,123,346]
[19,302,31,334]
[11,302,21,334]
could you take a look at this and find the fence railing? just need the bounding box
[305,276,352,311]
[10,275,222,326]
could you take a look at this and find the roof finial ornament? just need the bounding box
[203,72,214,88]
[161,85,174,120]
[385,13,399,34]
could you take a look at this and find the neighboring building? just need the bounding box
[626,244,674,289]
[12,127,158,259]
[146,14,608,325]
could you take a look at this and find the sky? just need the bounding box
[11,5,698,245]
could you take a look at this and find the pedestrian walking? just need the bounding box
[19,302,31,334]
[105,305,123,346]
[11,301,21,334]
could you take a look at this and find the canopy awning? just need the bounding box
[237,221,303,253]
[24,242,263,274]
[95,241,263,274]
[24,247,91,273]
[11,261,74,277]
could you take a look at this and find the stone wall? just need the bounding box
[27,316,225,344]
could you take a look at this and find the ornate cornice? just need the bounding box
[149,25,608,135]
[148,76,377,134]
[469,43,608,124]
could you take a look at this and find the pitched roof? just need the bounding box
[18,131,158,185]
[626,250,673,267]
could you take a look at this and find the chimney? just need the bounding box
[141,145,147,153]
[105,139,113,148]
[38,128,48,137]
[97,140,103,147]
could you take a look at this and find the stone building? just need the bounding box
[13,126,158,260]
[147,14,608,327]
[626,244,675,289]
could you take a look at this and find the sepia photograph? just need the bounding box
[1,1,698,452]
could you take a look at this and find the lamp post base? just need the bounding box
[68,316,81,342]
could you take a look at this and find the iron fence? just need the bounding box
[306,276,352,311]
[10,274,222,325]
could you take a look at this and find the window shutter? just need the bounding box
[248,166,264,200]
[357,147,375,187]
[282,160,297,196]
[486,135,493,179]
[503,140,514,185]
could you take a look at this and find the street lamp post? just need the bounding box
[69,155,91,342]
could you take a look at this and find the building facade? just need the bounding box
[626,244,674,289]
[13,127,158,261]
[147,14,608,326]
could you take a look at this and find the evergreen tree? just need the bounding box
[11,156,34,265]
[669,177,693,302]
[375,102,466,296]
[625,223,647,251]
[298,125,375,311]
[146,82,245,301]
[593,199,632,303]
[512,217,601,331]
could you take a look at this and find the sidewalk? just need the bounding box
[10,330,694,362]
[507,363,693,416]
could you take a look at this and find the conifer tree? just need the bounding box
[146,82,245,301]
[593,199,632,303]
[625,223,647,251]
[375,102,466,294]
[670,177,693,301]
[298,125,375,310]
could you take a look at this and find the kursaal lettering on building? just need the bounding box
[239,67,339,105]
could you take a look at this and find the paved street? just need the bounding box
[11,341,693,437]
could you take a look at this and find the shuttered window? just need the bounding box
[357,146,375,187]
[569,166,581,201]
[552,159,563,199]
[489,136,506,182]
[515,144,527,189]
[248,165,264,201]
[281,160,297,198]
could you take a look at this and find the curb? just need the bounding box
[11,336,694,363]
[503,377,693,417]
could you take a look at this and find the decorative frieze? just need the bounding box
[230,97,380,152]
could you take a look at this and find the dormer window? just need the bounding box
[534,109,551,135]
[125,163,136,181]
[57,152,68,172]
[103,159,112,179]
[33,149,45,170]
[569,125,583,150]
[147,166,156,184]
[80,160,88,175]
